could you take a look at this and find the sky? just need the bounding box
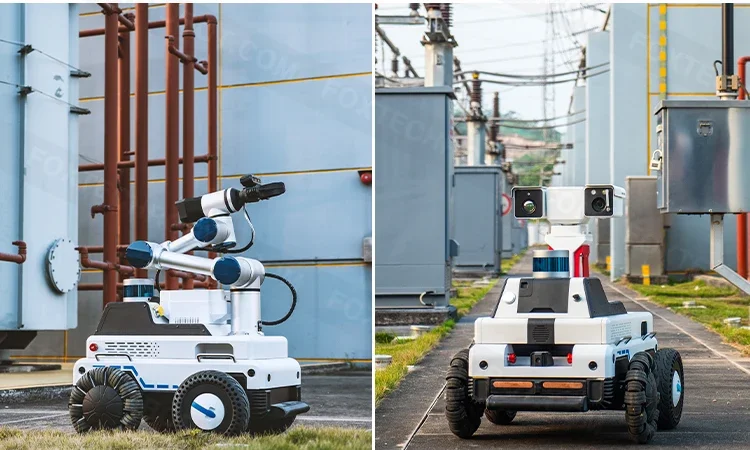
[375,2,607,132]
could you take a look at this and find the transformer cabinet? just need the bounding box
[453,166,503,276]
[0,4,80,362]
[375,86,457,319]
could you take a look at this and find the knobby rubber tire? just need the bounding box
[654,348,684,430]
[69,367,143,433]
[172,370,250,435]
[445,349,483,439]
[624,352,659,444]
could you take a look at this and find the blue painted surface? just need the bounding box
[219,3,371,85]
[220,76,371,175]
[230,171,372,262]
[50,4,372,360]
[0,4,23,329]
[260,265,371,359]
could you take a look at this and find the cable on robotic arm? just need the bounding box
[202,206,256,254]
[260,272,298,326]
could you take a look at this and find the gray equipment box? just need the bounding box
[654,99,750,214]
[375,86,457,308]
[453,166,502,274]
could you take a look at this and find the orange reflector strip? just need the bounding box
[542,381,584,389]
[492,381,533,389]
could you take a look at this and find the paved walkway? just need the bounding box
[376,251,750,449]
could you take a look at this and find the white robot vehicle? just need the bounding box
[69,175,309,435]
[445,185,684,444]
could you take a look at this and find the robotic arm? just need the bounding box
[163,175,285,254]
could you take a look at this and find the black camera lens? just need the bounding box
[523,200,536,214]
[591,197,606,213]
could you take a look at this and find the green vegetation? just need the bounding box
[0,426,371,450]
[501,250,527,275]
[629,280,750,354]
[374,320,456,404]
[375,252,529,404]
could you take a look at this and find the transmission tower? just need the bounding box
[542,4,556,141]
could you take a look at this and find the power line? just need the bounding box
[501,117,586,130]
[456,62,608,80]
[493,110,585,123]
[409,27,599,60]
[460,69,608,87]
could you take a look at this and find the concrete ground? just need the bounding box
[0,372,371,431]
[376,252,750,449]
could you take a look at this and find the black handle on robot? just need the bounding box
[239,182,286,205]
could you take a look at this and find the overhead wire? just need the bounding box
[460,69,608,87]
[455,62,608,80]
[451,3,605,26]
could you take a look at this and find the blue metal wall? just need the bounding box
[22,3,372,361]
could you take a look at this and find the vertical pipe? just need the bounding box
[722,4,734,77]
[103,5,119,304]
[165,4,180,289]
[739,57,750,279]
[207,16,218,194]
[134,4,148,278]
[118,30,131,284]
[182,3,195,290]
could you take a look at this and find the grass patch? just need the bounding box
[375,320,456,404]
[0,426,371,450]
[501,249,527,275]
[629,280,750,354]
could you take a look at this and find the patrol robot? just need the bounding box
[69,175,309,436]
[445,185,684,444]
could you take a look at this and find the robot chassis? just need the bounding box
[445,185,684,444]
[69,175,310,436]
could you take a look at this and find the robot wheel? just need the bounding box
[172,370,250,435]
[445,349,484,439]
[624,352,659,444]
[654,348,684,430]
[69,367,143,433]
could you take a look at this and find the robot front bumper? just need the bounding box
[474,377,612,412]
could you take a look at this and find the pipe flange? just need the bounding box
[47,238,81,294]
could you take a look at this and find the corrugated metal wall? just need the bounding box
[20,3,372,361]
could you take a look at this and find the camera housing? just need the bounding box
[513,187,546,219]
[513,185,625,224]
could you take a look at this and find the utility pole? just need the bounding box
[422,3,457,87]
[466,72,487,165]
[487,92,501,165]
[542,4,556,141]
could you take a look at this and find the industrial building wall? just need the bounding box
[20,3,372,362]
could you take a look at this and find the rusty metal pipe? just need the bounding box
[118,30,131,282]
[182,3,196,290]
[97,3,134,30]
[167,46,208,75]
[135,3,149,278]
[0,241,26,264]
[103,5,120,304]
[80,14,216,38]
[207,16,218,194]
[79,247,135,275]
[79,153,213,172]
[79,278,211,291]
[164,5,180,290]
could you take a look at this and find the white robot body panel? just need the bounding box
[84,333,289,361]
[469,337,656,379]
[160,289,231,325]
[73,355,300,391]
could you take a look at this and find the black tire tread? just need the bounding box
[172,370,250,435]
[623,352,659,444]
[69,367,143,433]
[654,348,684,430]
[444,349,482,439]
[484,409,516,425]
